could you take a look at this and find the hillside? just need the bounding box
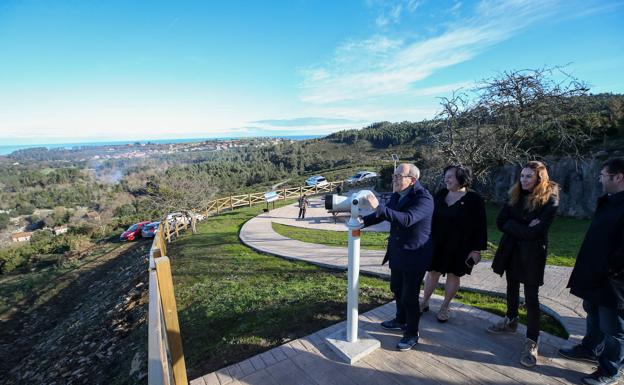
[0,240,151,385]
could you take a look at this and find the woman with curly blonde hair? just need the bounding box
[487,161,560,367]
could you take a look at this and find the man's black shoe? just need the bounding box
[558,344,599,364]
[397,334,418,351]
[381,318,406,331]
[581,368,621,385]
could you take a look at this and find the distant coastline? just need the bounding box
[0,135,323,156]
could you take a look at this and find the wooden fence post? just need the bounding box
[248,193,252,207]
[165,221,171,243]
[230,196,233,210]
[155,257,188,385]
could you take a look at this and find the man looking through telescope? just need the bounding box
[361,163,434,351]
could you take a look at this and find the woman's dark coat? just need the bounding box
[430,189,488,275]
[491,193,559,286]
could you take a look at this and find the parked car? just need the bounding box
[346,171,377,184]
[305,175,329,187]
[141,221,161,238]
[166,212,190,226]
[120,221,151,241]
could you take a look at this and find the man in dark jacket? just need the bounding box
[560,158,624,385]
[362,163,434,351]
[298,194,309,219]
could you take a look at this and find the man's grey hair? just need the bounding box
[398,163,420,180]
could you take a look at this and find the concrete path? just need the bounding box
[239,197,587,342]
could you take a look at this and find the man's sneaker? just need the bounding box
[436,306,450,323]
[486,316,518,334]
[420,301,429,313]
[381,318,406,331]
[397,334,419,351]
[581,367,621,385]
[520,338,538,367]
[558,344,599,364]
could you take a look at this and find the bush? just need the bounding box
[0,213,9,230]
[0,246,33,274]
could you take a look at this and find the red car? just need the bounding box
[120,221,151,241]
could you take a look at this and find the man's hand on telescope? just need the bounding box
[364,192,379,209]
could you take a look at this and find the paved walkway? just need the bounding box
[191,297,593,385]
[239,197,587,342]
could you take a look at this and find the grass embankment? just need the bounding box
[273,203,591,267]
[170,201,568,377]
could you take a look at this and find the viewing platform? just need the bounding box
[188,196,593,384]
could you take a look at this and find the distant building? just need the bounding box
[10,232,33,243]
[53,226,69,235]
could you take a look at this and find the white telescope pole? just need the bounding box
[325,190,380,365]
[346,199,361,343]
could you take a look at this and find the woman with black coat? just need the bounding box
[421,165,488,323]
[487,161,559,368]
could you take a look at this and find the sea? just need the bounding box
[0,135,323,156]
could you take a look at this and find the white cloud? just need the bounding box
[300,0,591,105]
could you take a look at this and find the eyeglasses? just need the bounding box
[392,174,412,180]
[599,173,615,180]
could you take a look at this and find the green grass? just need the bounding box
[273,222,388,250]
[272,203,591,267]
[169,200,569,377]
[169,202,394,378]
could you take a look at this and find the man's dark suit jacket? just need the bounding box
[363,181,434,272]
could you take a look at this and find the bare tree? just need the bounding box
[147,169,216,217]
[432,66,590,181]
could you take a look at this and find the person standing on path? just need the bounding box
[420,165,488,323]
[559,158,624,385]
[361,163,434,351]
[298,194,310,219]
[486,161,560,368]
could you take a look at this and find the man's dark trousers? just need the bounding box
[391,269,426,336]
[567,190,624,376]
[582,300,624,376]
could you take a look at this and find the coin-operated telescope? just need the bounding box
[325,189,374,214]
[324,190,381,364]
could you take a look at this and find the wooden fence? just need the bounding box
[147,178,376,385]
[196,181,344,217]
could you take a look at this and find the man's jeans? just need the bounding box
[582,299,624,376]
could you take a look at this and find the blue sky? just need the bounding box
[0,0,623,144]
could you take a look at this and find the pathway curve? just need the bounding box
[240,197,587,342]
